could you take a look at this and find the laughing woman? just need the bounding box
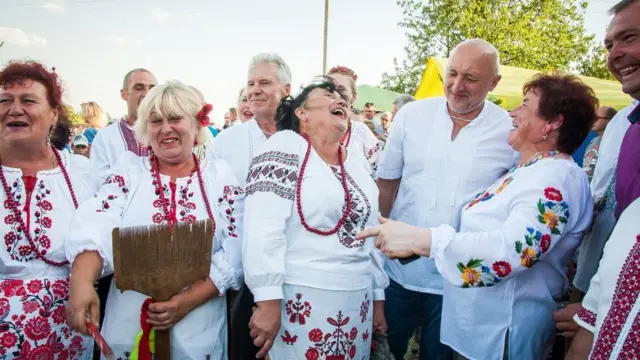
[65,81,244,359]
[244,77,389,359]
[359,74,596,360]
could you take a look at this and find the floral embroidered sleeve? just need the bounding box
[65,166,131,277]
[208,160,245,295]
[430,175,581,288]
[243,133,300,302]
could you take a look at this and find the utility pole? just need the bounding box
[322,0,329,74]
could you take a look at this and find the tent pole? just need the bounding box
[323,0,329,74]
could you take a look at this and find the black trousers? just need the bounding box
[227,284,260,359]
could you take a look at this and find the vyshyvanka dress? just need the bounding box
[243,130,389,360]
[0,151,96,359]
[65,152,244,359]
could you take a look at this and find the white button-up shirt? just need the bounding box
[376,97,516,293]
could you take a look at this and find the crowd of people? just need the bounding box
[0,0,638,359]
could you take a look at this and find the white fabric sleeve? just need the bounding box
[359,123,383,178]
[89,130,112,184]
[574,270,599,333]
[370,247,390,300]
[208,160,245,295]
[65,156,133,277]
[431,171,585,288]
[243,133,299,302]
[376,108,406,180]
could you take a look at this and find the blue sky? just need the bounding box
[1,0,615,125]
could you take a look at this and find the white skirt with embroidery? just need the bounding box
[269,284,373,360]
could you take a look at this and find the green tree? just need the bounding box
[64,105,85,126]
[578,40,615,81]
[381,0,594,95]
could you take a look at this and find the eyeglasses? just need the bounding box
[596,116,612,120]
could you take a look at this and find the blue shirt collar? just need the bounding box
[629,102,640,124]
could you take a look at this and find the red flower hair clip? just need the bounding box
[197,103,213,127]
[328,65,358,81]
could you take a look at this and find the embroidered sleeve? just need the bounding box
[89,130,111,184]
[430,176,588,288]
[361,127,383,178]
[245,151,299,200]
[244,142,300,302]
[209,160,245,295]
[65,170,130,277]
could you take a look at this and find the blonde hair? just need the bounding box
[81,101,105,127]
[135,80,211,147]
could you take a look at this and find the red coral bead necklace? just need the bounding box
[0,146,78,267]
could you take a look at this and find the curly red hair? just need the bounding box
[0,60,64,110]
[328,65,358,81]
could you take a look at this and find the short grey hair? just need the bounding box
[237,87,247,105]
[450,39,501,76]
[392,94,415,110]
[122,68,152,90]
[248,53,292,85]
[135,80,210,147]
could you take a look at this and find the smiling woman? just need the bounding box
[0,60,97,359]
[243,77,389,359]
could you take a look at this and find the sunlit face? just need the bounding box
[508,90,552,152]
[296,88,349,138]
[329,73,355,105]
[445,46,501,114]
[363,105,376,120]
[147,112,197,164]
[237,92,254,122]
[247,63,290,121]
[593,106,613,132]
[0,80,58,149]
[73,144,89,157]
[605,1,640,98]
[224,113,230,125]
[381,114,391,132]
[121,71,157,118]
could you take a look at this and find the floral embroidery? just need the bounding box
[515,227,552,268]
[537,187,569,235]
[281,330,298,345]
[466,176,513,210]
[217,185,244,237]
[359,293,369,323]
[177,182,198,224]
[0,278,89,359]
[306,311,358,359]
[98,174,129,213]
[590,235,640,359]
[331,169,370,249]
[285,293,312,325]
[456,259,512,288]
[152,184,171,224]
[246,151,299,201]
[3,180,56,262]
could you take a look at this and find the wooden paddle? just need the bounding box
[112,219,214,360]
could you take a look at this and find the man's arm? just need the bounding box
[377,178,400,218]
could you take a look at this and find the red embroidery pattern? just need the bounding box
[285,293,312,325]
[281,330,298,345]
[359,293,369,323]
[246,151,299,201]
[217,186,243,237]
[3,180,56,262]
[576,307,597,327]
[590,235,640,359]
[98,174,129,213]
[0,278,88,358]
[306,311,358,360]
[330,168,370,249]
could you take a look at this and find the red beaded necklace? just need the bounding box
[150,153,215,233]
[296,134,352,236]
[0,146,78,267]
[341,119,353,148]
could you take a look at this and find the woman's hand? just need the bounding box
[249,300,281,358]
[147,294,190,330]
[66,279,100,335]
[356,216,432,259]
[372,300,387,334]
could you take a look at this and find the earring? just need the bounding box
[47,127,52,147]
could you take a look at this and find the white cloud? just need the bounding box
[151,8,170,21]
[41,3,64,12]
[0,27,47,46]
[98,36,143,47]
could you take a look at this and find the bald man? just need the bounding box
[376,39,517,360]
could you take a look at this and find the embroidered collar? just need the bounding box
[119,119,149,156]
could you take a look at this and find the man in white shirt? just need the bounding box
[211,53,291,359]
[89,68,158,181]
[376,39,515,360]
